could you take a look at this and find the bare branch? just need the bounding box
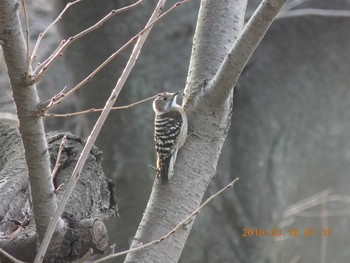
[33,40,65,73]
[246,0,302,18]
[20,0,30,82]
[95,178,239,262]
[283,189,331,218]
[279,193,350,219]
[44,93,160,117]
[282,0,304,11]
[277,8,350,19]
[30,0,84,65]
[51,135,67,182]
[31,0,143,83]
[44,0,192,112]
[33,1,168,262]
[209,0,287,105]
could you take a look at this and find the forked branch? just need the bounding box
[30,0,84,65]
[42,0,192,113]
[30,0,143,84]
[33,1,170,261]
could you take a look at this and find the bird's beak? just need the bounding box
[173,91,180,97]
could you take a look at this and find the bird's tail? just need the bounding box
[158,151,177,184]
[159,158,170,184]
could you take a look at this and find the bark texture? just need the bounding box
[0,123,116,262]
[124,0,247,262]
[0,0,58,240]
[182,0,350,262]
[53,1,199,260]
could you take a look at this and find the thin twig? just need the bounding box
[0,248,25,263]
[31,0,143,83]
[95,178,239,262]
[20,0,30,83]
[33,1,168,262]
[51,135,67,182]
[44,0,191,112]
[45,93,160,117]
[39,86,68,115]
[110,244,116,254]
[283,189,331,218]
[277,8,350,19]
[282,0,304,11]
[30,0,84,65]
[246,0,303,18]
[33,40,66,73]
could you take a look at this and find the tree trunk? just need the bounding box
[124,0,247,262]
[0,123,116,262]
[53,1,200,259]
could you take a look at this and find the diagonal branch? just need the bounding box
[43,0,192,113]
[30,0,84,65]
[30,0,143,84]
[95,178,239,262]
[51,135,67,183]
[33,1,168,262]
[277,8,350,19]
[44,93,160,118]
[209,0,287,104]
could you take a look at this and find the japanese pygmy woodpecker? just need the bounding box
[153,91,188,184]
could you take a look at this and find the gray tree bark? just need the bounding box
[53,1,199,259]
[0,123,116,262]
[124,0,287,260]
[183,0,350,262]
[0,0,60,240]
[0,2,116,260]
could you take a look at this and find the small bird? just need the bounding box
[153,91,188,184]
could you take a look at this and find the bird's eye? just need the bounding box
[163,97,168,101]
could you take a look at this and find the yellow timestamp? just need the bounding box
[242,227,332,237]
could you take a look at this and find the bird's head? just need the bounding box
[152,91,179,113]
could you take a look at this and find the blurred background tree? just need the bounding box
[1,0,350,262]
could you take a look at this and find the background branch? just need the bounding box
[31,0,142,83]
[34,1,167,261]
[277,8,350,19]
[30,0,84,65]
[44,0,191,113]
[45,93,159,117]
